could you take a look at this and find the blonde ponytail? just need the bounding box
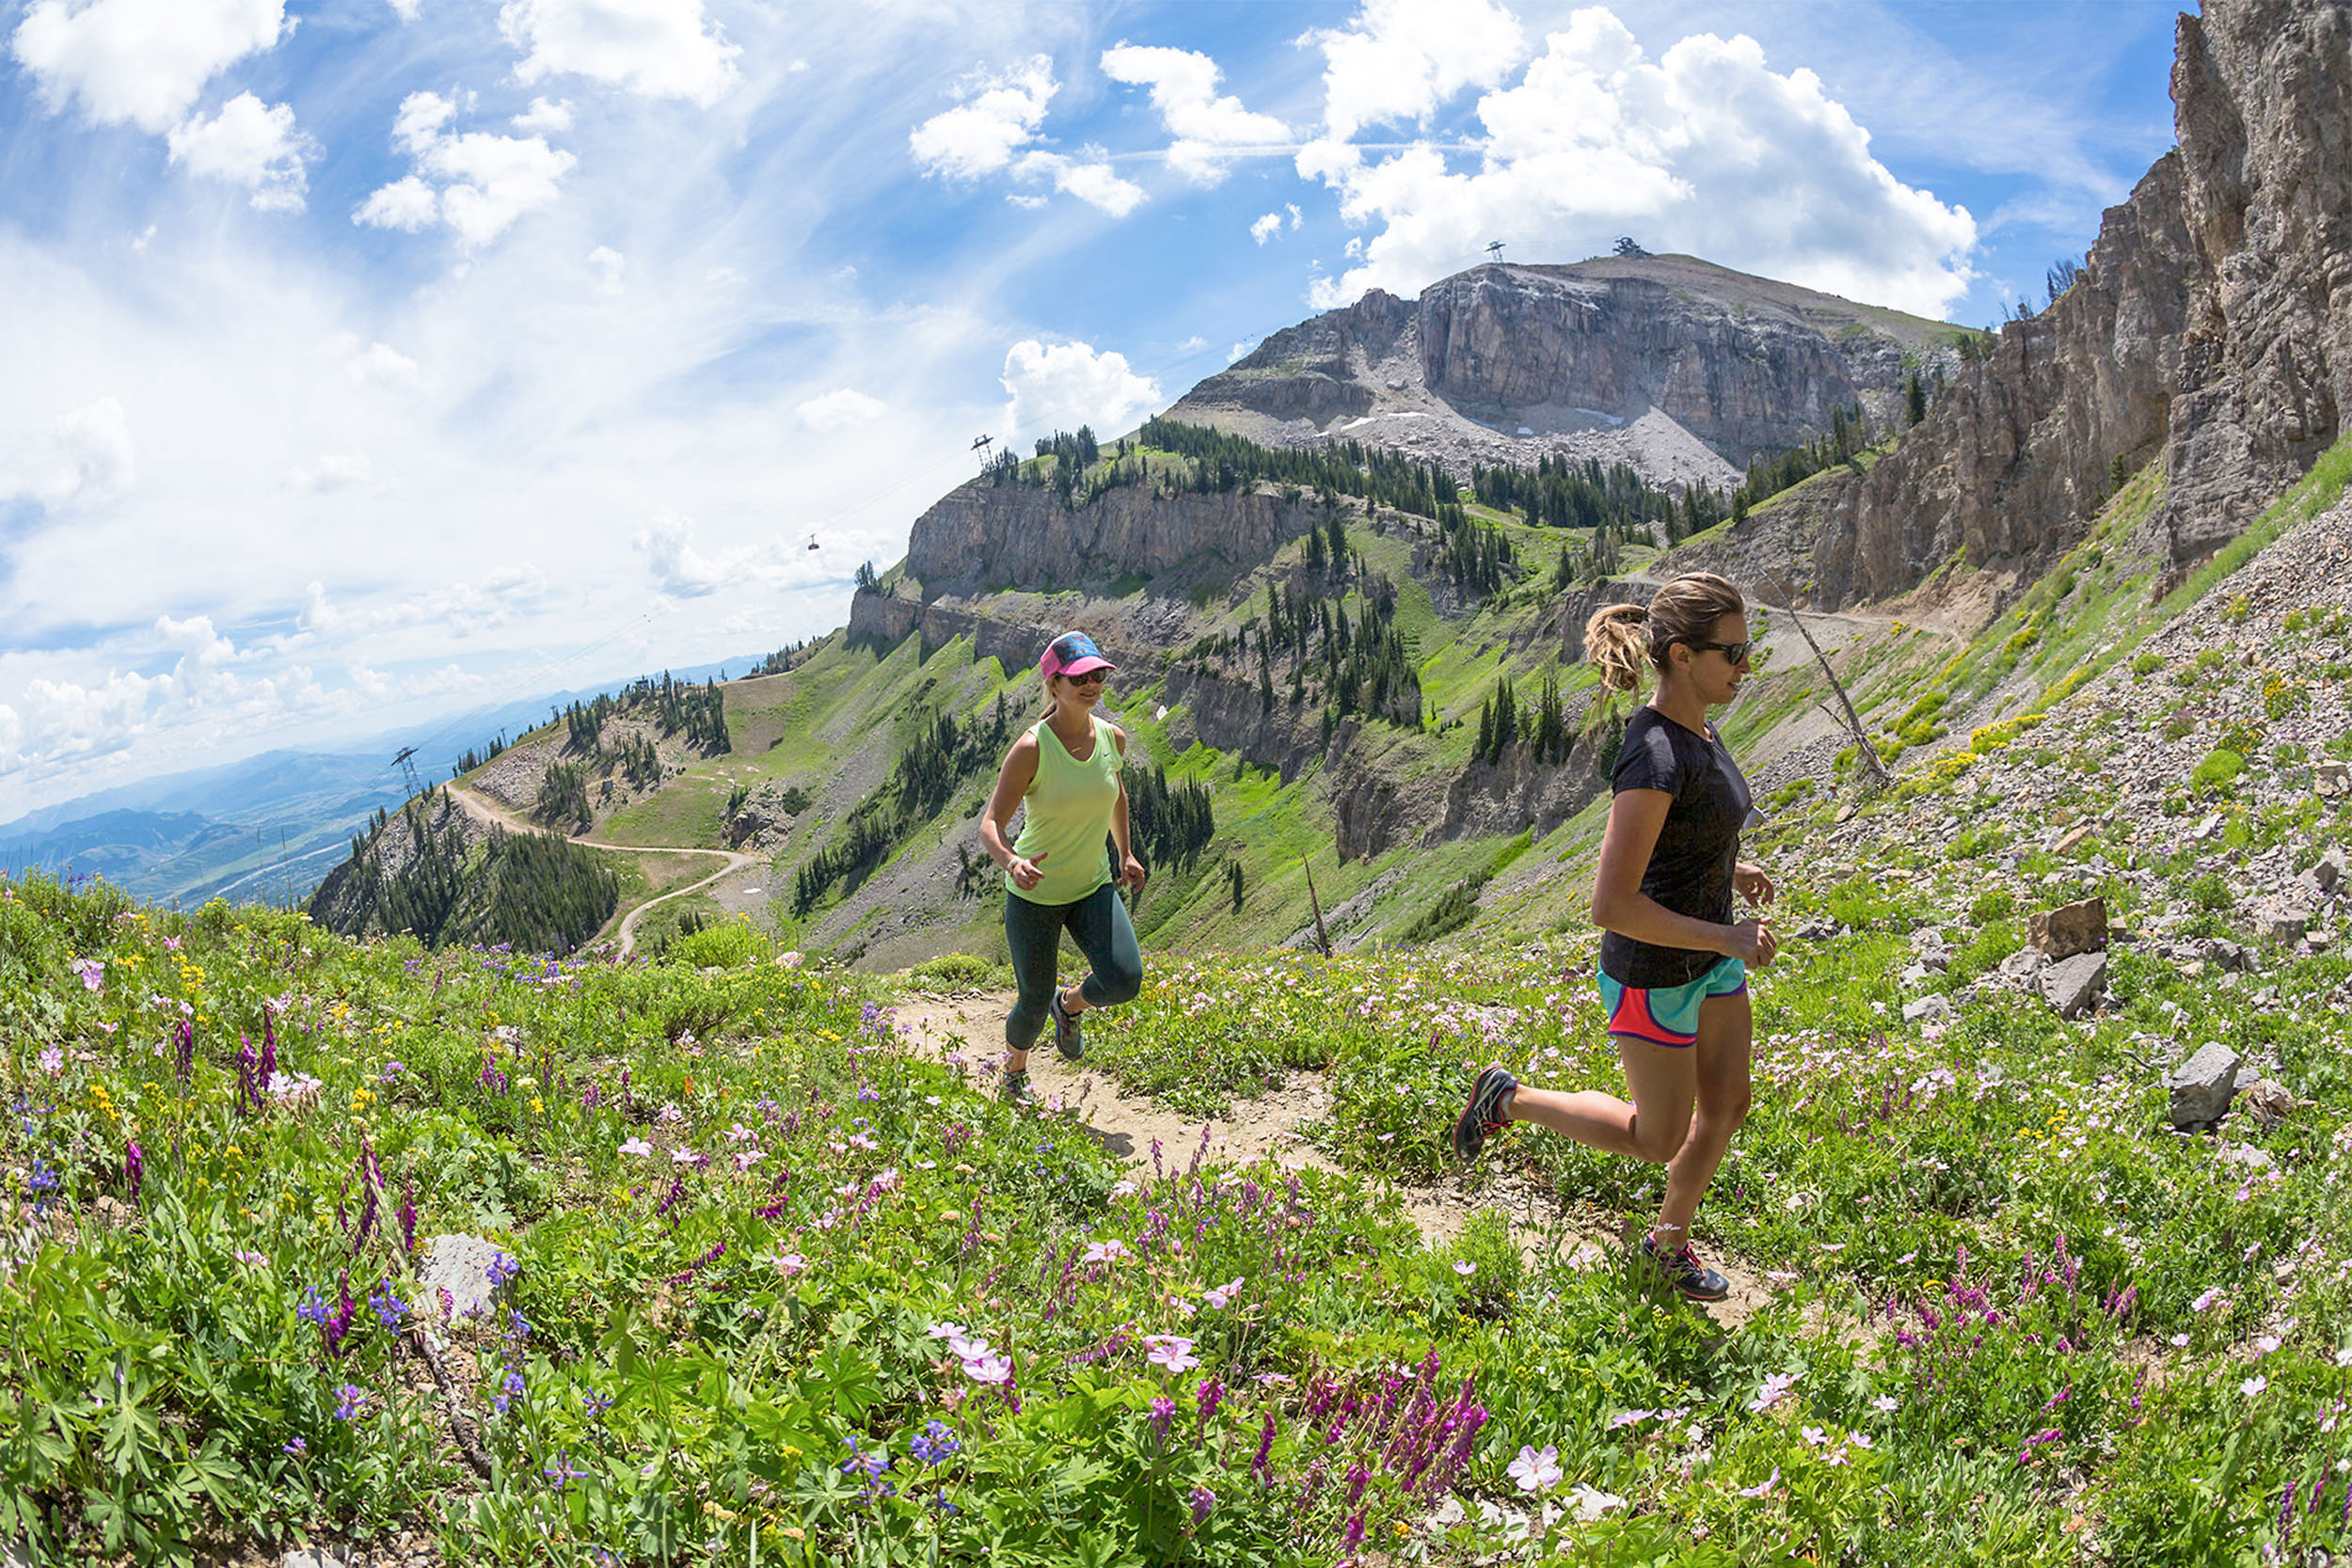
[1582,603,1650,693]
[1581,573,1747,690]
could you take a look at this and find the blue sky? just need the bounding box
[0,0,2184,817]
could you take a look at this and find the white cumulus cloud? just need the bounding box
[797,388,886,431]
[910,55,1056,181]
[587,245,626,292]
[1099,42,1289,185]
[10,0,289,135]
[633,511,743,598]
[167,91,313,212]
[1000,339,1161,441]
[1305,0,1525,143]
[1012,150,1145,217]
[1303,8,1978,319]
[500,0,739,105]
[1252,205,1303,245]
[355,90,576,248]
[1,397,137,513]
[512,95,574,133]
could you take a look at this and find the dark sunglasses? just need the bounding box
[1685,640,1753,665]
[1065,670,1108,685]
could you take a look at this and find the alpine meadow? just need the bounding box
[9,0,2352,1565]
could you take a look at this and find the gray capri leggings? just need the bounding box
[1004,881,1144,1048]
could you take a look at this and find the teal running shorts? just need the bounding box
[1598,956,1747,1048]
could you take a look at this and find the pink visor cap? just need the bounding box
[1041,630,1117,682]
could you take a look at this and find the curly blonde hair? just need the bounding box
[1581,573,1747,693]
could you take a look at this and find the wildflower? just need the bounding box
[1801,1425,1826,1446]
[1747,1371,1797,1414]
[1187,1484,1216,1524]
[123,1142,142,1203]
[333,1385,364,1421]
[670,1148,702,1166]
[1144,1334,1200,1373]
[2243,1375,2268,1398]
[962,1351,1013,1386]
[2255,1335,2281,1355]
[1202,1275,1244,1307]
[282,1437,307,1455]
[618,1137,653,1157]
[1149,1397,1177,1446]
[38,1046,62,1076]
[380,1061,405,1082]
[1848,1433,1873,1449]
[297,1287,329,1326]
[2190,1287,2220,1314]
[2169,1333,2191,1348]
[1454,1261,1476,1276]
[1737,1466,1780,1497]
[1083,1239,1131,1265]
[486,1250,520,1288]
[73,958,103,991]
[543,1454,590,1491]
[1507,1444,1562,1493]
[1869,1394,1898,1413]
[909,1420,961,1465]
[773,1252,806,1276]
[1607,1409,1650,1431]
[733,1150,764,1173]
[1197,1375,1224,1421]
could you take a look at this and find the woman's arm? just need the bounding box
[1109,726,1144,891]
[978,735,1046,889]
[1590,789,1775,964]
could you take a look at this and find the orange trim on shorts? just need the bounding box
[1607,985,1697,1048]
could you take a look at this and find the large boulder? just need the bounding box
[421,1233,516,1323]
[2164,1042,2244,1129]
[2031,897,2109,960]
[2040,951,2109,1019]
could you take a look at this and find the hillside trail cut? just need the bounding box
[885,990,1779,1331]
[446,784,759,959]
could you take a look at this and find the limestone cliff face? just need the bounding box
[1781,0,2352,605]
[1172,255,1958,492]
[1413,261,1926,456]
[899,473,1316,595]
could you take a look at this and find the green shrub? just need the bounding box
[906,952,1010,991]
[2191,749,2246,792]
[1968,887,2016,924]
[2188,871,2234,911]
[665,912,767,968]
[2130,653,2165,680]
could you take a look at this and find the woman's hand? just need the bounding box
[1119,854,1148,894]
[1008,850,1050,891]
[1720,917,1778,968]
[1733,860,1774,906]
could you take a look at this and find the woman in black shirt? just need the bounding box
[1452,572,1775,1301]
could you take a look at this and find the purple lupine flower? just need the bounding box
[369,1284,406,1329]
[1250,1409,1277,1485]
[333,1384,364,1421]
[282,1437,307,1455]
[543,1452,590,1491]
[172,1018,195,1080]
[1197,1375,1224,1421]
[323,1272,358,1358]
[398,1182,420,1259]
[1149,1397,1177,1447]
[297,1286,329,1326]
[123,1142,142,1203]
[1187,1484,1216,1524]
[486,1250,520,1288]
[910,1420,961,1465]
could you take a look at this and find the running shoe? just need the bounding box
[1049,987,1085,1060]
[1639,1235,1731,1303]
[999,1069,1036,1106]
[1451,1065,1518,1164]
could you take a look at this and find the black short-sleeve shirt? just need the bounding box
[1598,705,1753,990]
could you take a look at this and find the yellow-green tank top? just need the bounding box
[1009,715,1119,907]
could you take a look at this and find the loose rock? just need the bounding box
[2040,951,2108,1019]
[2164,1042,2244,1130]
[421,1234,513,1323]
[2031,897,2109,960]
[1900,994,1951,1023]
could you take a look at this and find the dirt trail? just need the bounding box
[884,990,1778,1326]
[446,785,760,959]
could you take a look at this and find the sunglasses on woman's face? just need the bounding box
[1067,671,1107,686]
[1687,640,1753,665]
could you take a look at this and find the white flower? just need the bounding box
[1202,1275,1245,1308]
[1454,1260,1477,1276]
[2254,1335,2281,1354]
[617,1137,653,1157]
[2242,1374,2267,1397]
[1506,1444,1562,1493]
[1748,1371,1797,1414]
[1870,1395,1898,1413]
[772,1252,806,1276]
[1566,1484,1625,1521]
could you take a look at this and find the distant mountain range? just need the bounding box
[0,657,767,908]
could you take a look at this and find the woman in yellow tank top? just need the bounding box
[977,631,1148,1102]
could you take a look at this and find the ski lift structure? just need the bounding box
[805,534,819,551]
[1485,240,1505,264]
[390,745,423,800]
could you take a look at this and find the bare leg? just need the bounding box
[1505,1038,1696,1165]
[1649,990,1754,1251]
